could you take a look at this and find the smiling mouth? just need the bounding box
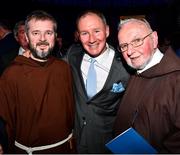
[37,42,49,46]
[39,44,47,47]
[89,44,98,49]
[38,45,48,51]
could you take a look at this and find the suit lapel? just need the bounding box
[100,51,128,91]
[71,48,88,99]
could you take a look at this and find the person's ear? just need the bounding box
[106,25,110,38]
[152,31,158,49]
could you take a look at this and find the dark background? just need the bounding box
[1,0,179,48]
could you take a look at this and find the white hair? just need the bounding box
[118,18,152,31]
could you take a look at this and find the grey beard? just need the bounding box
[30,47,53,60]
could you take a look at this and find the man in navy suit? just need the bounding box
[0,20,19,75]
[65,10,130,153]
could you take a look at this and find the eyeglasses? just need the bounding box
[118,31,153,52]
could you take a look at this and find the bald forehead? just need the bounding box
[77,12,106,28]
[120,19,151,32]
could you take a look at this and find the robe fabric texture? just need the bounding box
[114,48,180,153]
[0,55,75,153]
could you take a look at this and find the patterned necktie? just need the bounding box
[86,58,96,98]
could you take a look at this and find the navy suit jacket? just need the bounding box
[65,43,130,153]
[0,33,19,75]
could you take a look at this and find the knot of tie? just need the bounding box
[90,58,96,64]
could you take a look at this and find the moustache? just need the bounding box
[36,42,49,46]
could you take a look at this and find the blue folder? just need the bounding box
[106,127,157,154]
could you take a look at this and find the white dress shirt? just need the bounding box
[81,44,115,94]
[18,46,25,55]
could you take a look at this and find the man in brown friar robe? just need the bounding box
[114,18,180,153]
[0,10,75,154]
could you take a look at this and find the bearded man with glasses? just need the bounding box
[114,18,180,153]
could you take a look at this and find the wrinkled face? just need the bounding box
[26,19,56,60]
[78,13,109,57]
[16,25,29,49]
[118,22,158,70]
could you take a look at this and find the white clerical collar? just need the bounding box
[137,48,164,74]
[30,54,48,62]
